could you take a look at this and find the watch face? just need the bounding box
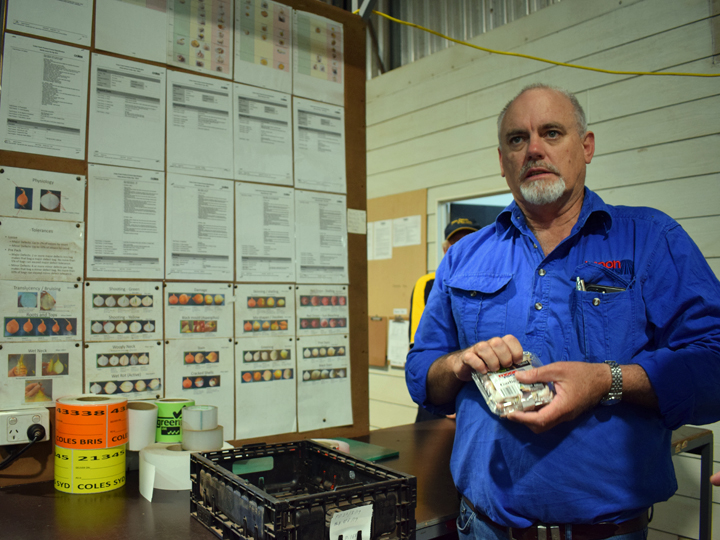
[601,396,621,406]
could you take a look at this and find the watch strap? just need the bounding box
[601,360,622,405]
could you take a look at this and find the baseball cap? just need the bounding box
[444,218,480,241]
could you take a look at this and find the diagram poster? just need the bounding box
[84,281,163,342]
[296,334,352,432]
[85,341,164,400]
[292,10,344,106]
[167,0,234,78]
[164,282,234,339]
[235,334,296,439]
[165,337,235,439]
[234,0,292,93]
[0,342,82,409]
[0,167,85,223]
[1,281,82,343]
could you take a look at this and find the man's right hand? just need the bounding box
[427,335,523,405]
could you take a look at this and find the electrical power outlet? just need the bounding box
[0,408,50,445]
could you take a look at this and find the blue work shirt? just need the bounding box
[406,188,720,527]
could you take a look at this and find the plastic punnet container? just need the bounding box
[471,351,554,416]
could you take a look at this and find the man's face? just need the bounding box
[498,88,595,208]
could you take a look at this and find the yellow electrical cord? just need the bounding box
[358,9,720,78]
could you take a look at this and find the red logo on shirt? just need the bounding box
[586,260,622,269]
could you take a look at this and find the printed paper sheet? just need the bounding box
[1,281,82,343]
[0,218,84,282]
[165,338,235,439]
[234,284,296,339]
[234,0,292,93]
[235,334,297,438]
[293,97,346,194]
[295,285,348,337]
[7,0,93,46]
[296,334,352,432]
[89,54,166,171]
[292,10,344,106]
[166,71,234,179]
[0,167,85,222]
[0,35,89,159]
[87,165,165,279]
[95,0,168,63]
[165,174,234,281]
[0,342,82,409]
[85,341,164,400]
[84,281,163,343]
[235,182,295,282]
[164,282,234,339]
[295,191,348,284]
[167,0,234,78]
[233,84,293,186]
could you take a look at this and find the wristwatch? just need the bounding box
[601,360,622,406]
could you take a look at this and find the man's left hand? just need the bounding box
[506,361,611,433]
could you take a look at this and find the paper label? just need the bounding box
[54,444,126,494]
[55,401,128,449]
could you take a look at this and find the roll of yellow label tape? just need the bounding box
[54,444,126,494]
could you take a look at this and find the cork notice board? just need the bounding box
[367,189,427,320]
[0,0,369,485]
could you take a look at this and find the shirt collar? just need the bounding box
[494,187,613,237]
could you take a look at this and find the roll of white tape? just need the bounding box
[181,425,224,452]
[181,405,218,431]
[139,441,233,501]
[127,401,158,451]
[140,443,193,492]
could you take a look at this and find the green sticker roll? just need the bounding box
[155,398,195,442]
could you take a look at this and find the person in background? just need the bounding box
[410,217,479,422]
[711,472,720,486]
[407,83,720,538]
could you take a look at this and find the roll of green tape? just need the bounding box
[155,398,195,442]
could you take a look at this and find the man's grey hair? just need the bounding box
[496,83,587,145]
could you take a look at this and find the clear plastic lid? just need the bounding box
[471,351,555,417]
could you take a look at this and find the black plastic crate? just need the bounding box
[190,440,416,540]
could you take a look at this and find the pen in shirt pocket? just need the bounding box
[576,277,626,293]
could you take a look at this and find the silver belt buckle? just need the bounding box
[537,525,561,540]
[508,524,561,540]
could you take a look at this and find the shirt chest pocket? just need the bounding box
[446,273,513,349]
[571,265,638,362]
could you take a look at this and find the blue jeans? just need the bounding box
[456,499,648,540]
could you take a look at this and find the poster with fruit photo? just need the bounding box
[165,337,235,439]
[165,282,233,339]
[295,285,348,337]
[2,280,82,343]
[296,334,351,432]
[234,284,295,339]
[84,281,163,342]
[0,166,85,222]
[0,341,82,409]
[84,340,164,400]
[235,334,296,439]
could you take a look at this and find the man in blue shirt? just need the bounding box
[406,84,720,539]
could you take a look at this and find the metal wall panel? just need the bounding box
[317,0,562,78]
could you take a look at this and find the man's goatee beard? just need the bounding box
[520,176,566,205]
